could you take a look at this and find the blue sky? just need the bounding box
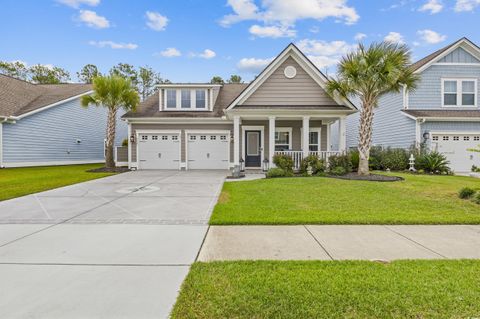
[1,0,479,83]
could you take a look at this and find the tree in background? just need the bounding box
[327,42,419,175]
[138,66,163,100]
[81,76,139,168]
[228,75,243,83]
[77,64,101,84]
[29,64,71,84]
[0,61,29,80]
[210,76,224,84]
[109,63,138,87]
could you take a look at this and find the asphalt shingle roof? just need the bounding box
[402,109,480,118]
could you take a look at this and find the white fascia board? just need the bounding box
[156,84,222,88]
[401,112,480,122]
[15,90,94,120]
[124,117,232,124]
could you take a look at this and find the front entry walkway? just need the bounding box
[198,225,480,261]
[0,170,226,319]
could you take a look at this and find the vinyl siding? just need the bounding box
[345,93,416,149]
[241,57,337,106]
[2,98,127,164]
[437,47,480,63]
[409,64,480,109]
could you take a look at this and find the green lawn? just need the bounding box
[171,260,480,319]
[0,164,115,201]
[211,173,480,224]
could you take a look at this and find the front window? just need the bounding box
[275,130,291,151]
[196,90,206,109]
[181,90,191,108]
[309,131,320,152]
[166,90,176,108]
[443,79,477,107]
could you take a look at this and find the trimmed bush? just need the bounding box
[459,187,476,199]
[330,166,347,176]
[367,146,409,171]
[472,165,480,173]
[300,155,325,176]
[473,192,480,205]
[417,151,450,174]
[328,154,352,175]
[266,168,286,178]
[273,154,294,174]
[350,150,359,171]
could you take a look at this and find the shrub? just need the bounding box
[350,150,359,171]
[380,148,409,171]
[122,138,128,147]
[328,154,352,174]
[330,166,347,176]
[417,151,450,174]
[368,146,383,170]
[472,165,480,173]
[458,187,476,199]
[300,155,325,176]
[473,192,480,205]
[273,154,294,174]
[266,167,286,178]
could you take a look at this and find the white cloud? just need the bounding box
[198,49,217,59]
[78,10,110,28]
[145,11,168,31]
[237,57,274,72]
[157,47,182,57]
[57,0,100,8]
[296,39,357,69]
[455,0,480,11]
[89,41,138,50]
[354,32,366,41]
[417,29,447,44]
[249,24,296,38]
[384,32,405,44]
[419,0,443,14]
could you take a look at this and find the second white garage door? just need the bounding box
[431,133,480,172]
[187,133,230,169]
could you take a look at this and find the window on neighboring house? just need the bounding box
[166,90,176,108]
[443,79,477,107]
[181,89,191,108]
[196,90,206,109]
[275,129,291,151]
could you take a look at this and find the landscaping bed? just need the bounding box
[87,166,130,173]
[329,172,403,182]
[171,260,480,319]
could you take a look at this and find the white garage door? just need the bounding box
[431,133,480,172]
[187,133,230,169]
[138,133,180,169]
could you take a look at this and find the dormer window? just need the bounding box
[160,85,217,111]
[181,90,191,109]
[196,90,206,109]
[166,89,177,109]
[442,78,477,107]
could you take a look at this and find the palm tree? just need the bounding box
[81,76,139,168]
[327,42,419,175]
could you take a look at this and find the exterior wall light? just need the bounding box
[130,135,135,143]
[423,132,430,140]
[263,159,269,172]
[240,158,245,172]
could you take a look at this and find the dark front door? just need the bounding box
[245,130,261,167]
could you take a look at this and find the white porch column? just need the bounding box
[233,116,241,166]
[302,116,310,157]
[326,122,331,152]
[338,116,347,153]
[268,116,276,165]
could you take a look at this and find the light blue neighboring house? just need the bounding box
[345,37,480,172]
[0,74,127,168]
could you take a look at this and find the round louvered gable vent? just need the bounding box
[284,66,297,79]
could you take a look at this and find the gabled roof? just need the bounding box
[225,43,357,111]
[410,37,480,73]
[0,74,92,118]
[122,83,248,119]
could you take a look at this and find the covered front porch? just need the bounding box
[231,114,347,170]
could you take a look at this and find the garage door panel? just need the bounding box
[187,134,229,170]
[432,134,480,172]
[138,134,180,170]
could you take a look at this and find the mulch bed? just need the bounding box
[87,167,131,173]
[330,173,404,182]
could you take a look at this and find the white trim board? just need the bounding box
[241,125,265,168]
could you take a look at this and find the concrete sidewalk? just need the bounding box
[198,225,480,261]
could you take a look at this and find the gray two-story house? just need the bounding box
[346,37,480,172]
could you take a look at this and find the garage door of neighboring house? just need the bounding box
[431,133,480,172]
[137,132,181,169]
[187,132,230,170]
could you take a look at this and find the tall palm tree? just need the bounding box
[327,42,419,175]
[81,76,139,168]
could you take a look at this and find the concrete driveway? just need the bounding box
[0,170,226,319]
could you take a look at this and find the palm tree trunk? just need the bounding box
[105,108,117,169]
[357,100,374,176]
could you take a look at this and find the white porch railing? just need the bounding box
[274,151,342,170]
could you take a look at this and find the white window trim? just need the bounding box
[300,127,322,152]
[274,127,293,151]
[163,88,211,111]
[441,78,478,108]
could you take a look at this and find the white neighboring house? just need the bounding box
[0,74,127,168]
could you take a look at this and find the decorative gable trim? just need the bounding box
[225,43,357,111]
